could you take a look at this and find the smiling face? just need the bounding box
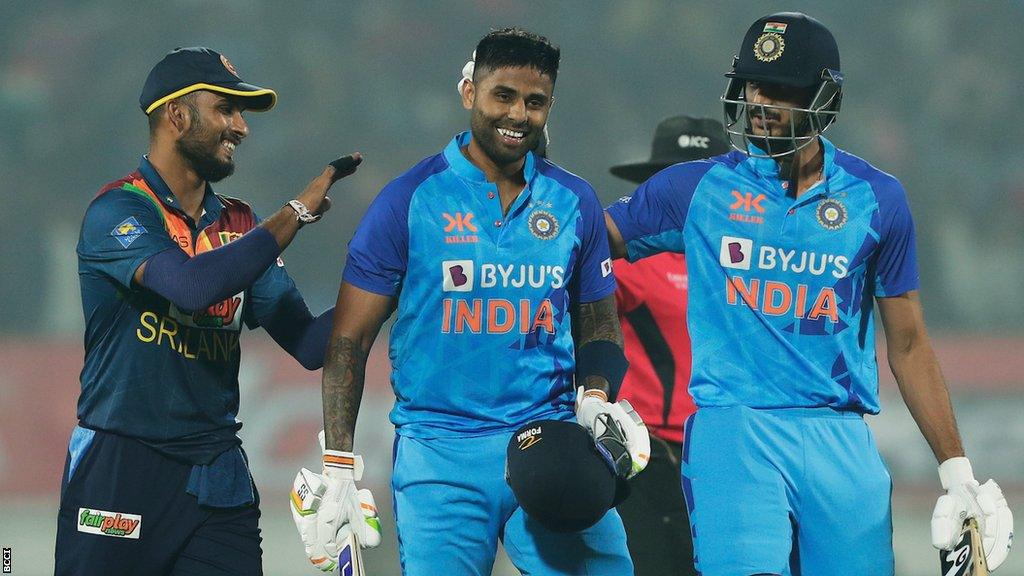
[174,90,249,182]
[463,65,553,168]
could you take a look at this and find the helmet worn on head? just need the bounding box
[721,12,843,158]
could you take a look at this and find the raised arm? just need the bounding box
[322,281,395,452]
[133,155,360,312]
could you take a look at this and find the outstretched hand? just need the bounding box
[296,153,363,216]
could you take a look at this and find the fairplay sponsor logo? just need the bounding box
[78,508,141,539]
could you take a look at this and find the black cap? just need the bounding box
[505,420,629,533]
[726,12,840,88]
[610,116,729,184]
[140,47,277,115]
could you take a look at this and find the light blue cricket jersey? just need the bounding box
[344,132,616,437]
[606,137,919,414]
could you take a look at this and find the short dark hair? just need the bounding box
[473,27,560,84]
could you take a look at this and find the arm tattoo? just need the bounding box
[576,294,623,347]
[322,334,370,452]
[575,294,625,395]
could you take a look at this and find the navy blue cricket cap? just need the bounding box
[505,419,629,533]
[140,47,277,115]
[726,12,840,88]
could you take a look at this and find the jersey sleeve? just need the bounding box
[873,183,920,297]
[605,162,708,262]
[341,180,412,296]
[573,185,617,303]
[77,189,179,288]
[245,253,307,329]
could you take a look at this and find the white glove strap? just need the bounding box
[287,199,322,225]
[938,456,975,490]
[323,450,364,481]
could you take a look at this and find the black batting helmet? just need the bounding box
[505,419,629,533]
[722,12,844,158]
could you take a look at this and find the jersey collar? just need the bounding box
[139,155,223,221]
[443,131,538,185]
[743,135,839,182]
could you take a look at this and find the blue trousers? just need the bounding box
[392,432,633,575]
[682,406,894,576]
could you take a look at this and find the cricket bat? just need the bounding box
[337,531,366,576]
[335,532,364,576]
[940,518,988,576]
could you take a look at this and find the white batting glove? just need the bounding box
[289,432,382,572]
[574,386,650,479]
[931,457,1013,570]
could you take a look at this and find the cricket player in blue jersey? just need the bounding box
[57,47,363,575]
[605,12,1013,576]
[288,29,650,575]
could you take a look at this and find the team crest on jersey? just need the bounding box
[111,217,146,248]
[816,199,847,230]
[754,32,785,62]
[528,210,558,240]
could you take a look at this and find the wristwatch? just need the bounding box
[286,199,322,226]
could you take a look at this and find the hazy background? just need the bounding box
[1,1,1022,574]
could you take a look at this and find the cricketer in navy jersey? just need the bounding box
[58,46,359,576]
[294,29,639,576]
[606,12,1011,576]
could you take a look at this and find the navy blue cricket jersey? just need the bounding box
[76,157,303,460]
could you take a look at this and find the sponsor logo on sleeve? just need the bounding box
[601,258,613,277]
[77,508,141,539]
[442,260,474,292]
[111,217,147,248]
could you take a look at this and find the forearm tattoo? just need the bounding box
[576,294,624,347]
[322,335,369,452]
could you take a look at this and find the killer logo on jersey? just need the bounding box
[754,32,785,63]
[111,217,147,248]
[528,210,559,240]
[816,199,847,230]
